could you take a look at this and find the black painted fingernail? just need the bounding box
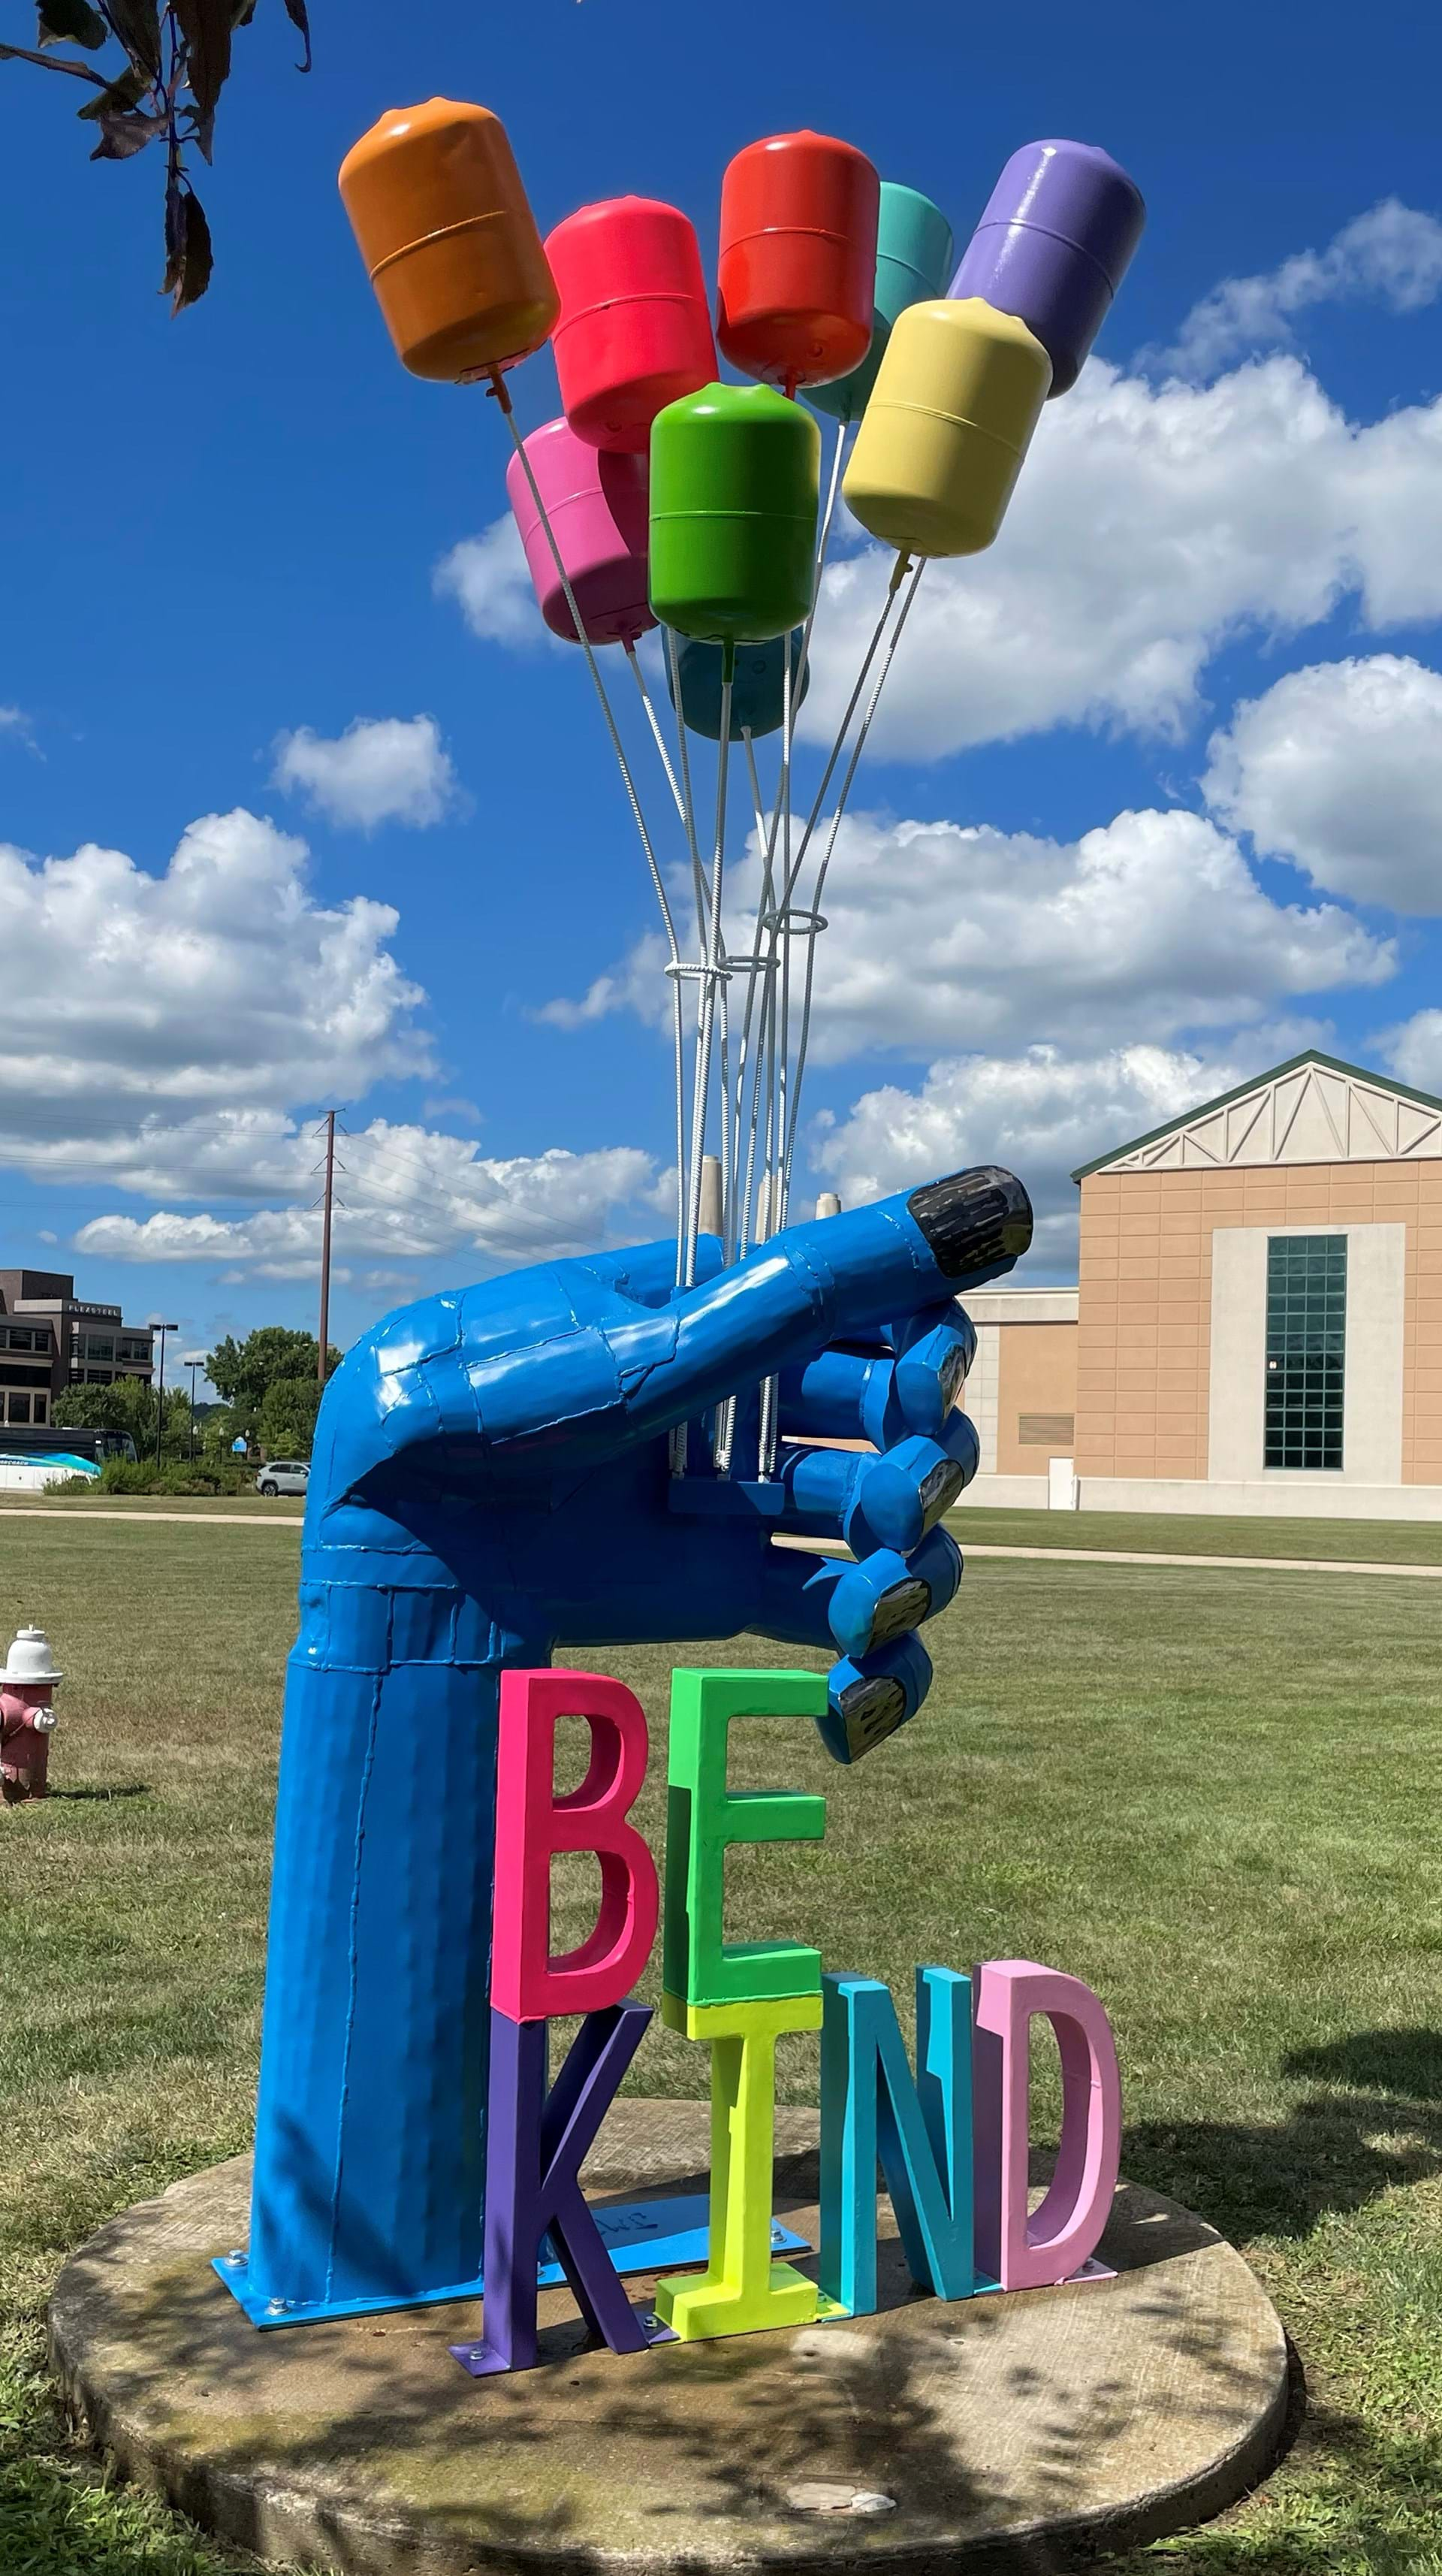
[907,1166,1033,1279]
[870,1576,929,1647]
[834,1672,908,1757]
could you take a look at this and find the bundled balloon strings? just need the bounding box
[491,378,690,1283]
[779,554,925,1222]
[683,660,735,1288]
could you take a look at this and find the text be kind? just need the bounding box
[471,1665,1122,2375]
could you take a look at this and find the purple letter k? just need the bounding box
[460,2001,653,2374]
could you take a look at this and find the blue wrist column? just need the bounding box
[228,1513,547,2327]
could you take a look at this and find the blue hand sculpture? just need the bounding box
[245,1164,1030,2319]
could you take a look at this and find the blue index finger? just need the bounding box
[606,1166,1030,1449]
[819,1635,934,1765]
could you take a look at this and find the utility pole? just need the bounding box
[183,1355,205,1462]
[154,1323,179,1470]
[318,1108,336,1386]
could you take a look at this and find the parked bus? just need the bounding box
[0,1425,139,1493]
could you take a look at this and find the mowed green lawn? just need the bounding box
[951,1505,1442,1566]
[3,1518,1441,2574]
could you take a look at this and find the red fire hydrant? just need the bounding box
[0,1626,62,1806]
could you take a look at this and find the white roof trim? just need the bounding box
[1096,1058,1442,1173]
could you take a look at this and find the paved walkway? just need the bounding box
[779,1531,1442,1579]
[962,1541,1442,1579]
[0,1505,302,1527]
[5,1507,1440,1578]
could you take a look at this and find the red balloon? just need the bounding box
[717,131,879,392]
[546,196,717,453]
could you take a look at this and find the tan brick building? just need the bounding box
[959,1051,1442,1520]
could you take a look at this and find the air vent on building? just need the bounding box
[1018,1412,1075,1447]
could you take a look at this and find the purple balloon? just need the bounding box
[949,140,1145,396]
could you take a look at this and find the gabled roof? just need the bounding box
[1072,1050,1442,1182]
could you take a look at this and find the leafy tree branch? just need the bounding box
[2,0,311,308]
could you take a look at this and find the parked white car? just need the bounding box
[255,1460,309,1498]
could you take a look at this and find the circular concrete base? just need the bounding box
[50,2104,1288,2575]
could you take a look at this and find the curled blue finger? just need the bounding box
[894,1310,976,1439]
[778,1303,975,1450]
[818,1633,934,1765]
[846,1415,979,1555]
[822,1526,961,1659]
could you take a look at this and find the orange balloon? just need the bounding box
[339,98,559,382]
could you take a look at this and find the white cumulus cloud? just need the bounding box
[813,1037,1311,1270]
[1154,198,1442,379]
[74,1135,662,1279]
[801,354,1442,763]
[0,810,430,1189]
[434,514,551,648]
[271,714,462,832]
[547,805,1392,1065]
[1203,654,1442,914]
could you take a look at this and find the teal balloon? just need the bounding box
[666,630,810,740]
[809,183,955,425]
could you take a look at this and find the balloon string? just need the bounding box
[491,378,689,1284]
[624,641,687,832]
[662,626,711,955]
[777,558,926,1238]
[682,661,732,1291]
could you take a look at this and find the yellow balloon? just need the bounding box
[842,296,1052,558]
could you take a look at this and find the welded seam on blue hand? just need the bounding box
[324,1647,386,2302]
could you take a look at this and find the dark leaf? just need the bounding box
[0,35,109,77]
[162,162,186,294]
[280,0,309,69]
[101,0,161,81]
[162,181,213,310]
[90,101,166,156]
[37,0,109,48]
[76,59,145,114]
[170,0,231,122]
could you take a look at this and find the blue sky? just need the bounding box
[2,0,1440,1354]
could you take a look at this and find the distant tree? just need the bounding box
[257,1371,321,1460]
[53,1376,191,1454]
[1,2,312,311]
[206,1325,339,1442]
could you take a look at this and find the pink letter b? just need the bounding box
[491,1669,659,2022]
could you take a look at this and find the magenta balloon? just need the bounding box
[505,416,655,645]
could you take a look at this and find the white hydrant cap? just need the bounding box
[1,1625,63,1685]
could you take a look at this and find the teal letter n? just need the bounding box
[819,1967,974,2316]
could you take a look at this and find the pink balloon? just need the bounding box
[505,415,655,647]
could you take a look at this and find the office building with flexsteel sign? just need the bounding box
[0,1270,155,1430]
[959,1051,1442,1521]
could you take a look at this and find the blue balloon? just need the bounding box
[667,628,810,741]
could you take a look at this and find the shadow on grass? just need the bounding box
[1123,2026,1442,2247]
[46,1784,152,1803]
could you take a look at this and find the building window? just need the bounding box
[1265,1235,1346,1472]
[6,1394,31,1424]
[5,1327,34,1350]
[86,1338,115,1363]
[33,1394,47,1424]
[85,1368,114,1385]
